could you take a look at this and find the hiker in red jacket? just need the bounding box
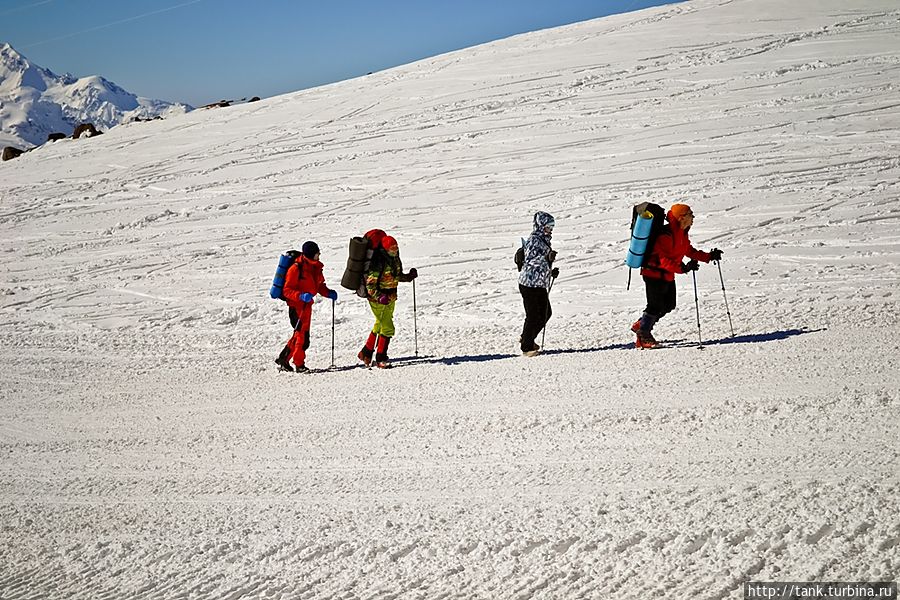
[632,204,722,348]
[275,241,337,372]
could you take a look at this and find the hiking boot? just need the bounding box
[523,344,540,357]
[635,330,659,349]
[357,350,372,367]
[631,320,642,334]
[294,363,310,373]
[275,356,293,372]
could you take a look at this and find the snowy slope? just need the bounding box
[1,0,898,598]
[0,43,190,149]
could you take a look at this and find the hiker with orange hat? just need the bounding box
[631,203,722,348]
[357,235,418,368]
[275,241,338,372]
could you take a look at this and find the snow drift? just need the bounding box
[0,0,898,598]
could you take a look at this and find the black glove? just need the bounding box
[682,259,699,273]
[551,267,559,279]
[709,248,723,262]
[408,267,418,280]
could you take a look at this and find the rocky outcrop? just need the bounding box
[2,146,24,161]
[72,123,102,139]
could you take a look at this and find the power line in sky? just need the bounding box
[21,0,205,49]
[0,0,54,18]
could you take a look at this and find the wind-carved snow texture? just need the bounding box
[1,0,898,598]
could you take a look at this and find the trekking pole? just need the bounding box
[540,273,557,350]
[692,270,703,349]
[331,299,336,368]
[715,260,735,337]
[412,278,418,357]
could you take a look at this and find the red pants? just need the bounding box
[286,304,312,366]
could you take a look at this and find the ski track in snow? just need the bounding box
[1,0,899,598]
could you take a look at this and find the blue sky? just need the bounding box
[4,0,676,107]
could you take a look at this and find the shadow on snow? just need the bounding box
[656,327,824,349]
[390,328,822,366]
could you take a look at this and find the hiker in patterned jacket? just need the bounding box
[632,203,722,349]
[357,235,418,369]
[518,211,559,356]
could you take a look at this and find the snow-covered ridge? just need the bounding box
[0,42,191,148]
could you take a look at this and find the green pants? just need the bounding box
[369,299,396,337]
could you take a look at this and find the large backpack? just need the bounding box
[269,249,302,299]
[625,202,665,289]
[340,229,386,298]
[626,202,665,269]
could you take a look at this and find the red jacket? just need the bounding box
[641,220,710,282]
[282,255,332,310]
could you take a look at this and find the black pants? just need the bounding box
[643,276,676,321]
[520,284,551,351]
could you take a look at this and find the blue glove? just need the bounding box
[300,292,314,303]
[327,290,338,301]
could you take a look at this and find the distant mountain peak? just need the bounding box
[0,41,192,149]
[1,42,30,71]
[1,42,20,57]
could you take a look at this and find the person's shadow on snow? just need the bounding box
[390,328,822,365]
[391,352,517,366]
[654,327,823,349]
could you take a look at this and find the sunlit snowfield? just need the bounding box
[1,0,898,597]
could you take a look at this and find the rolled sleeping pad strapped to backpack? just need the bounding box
[626,210,655,269]
[349,235,369,261]
[340,236,370,290]
[270,251,299,299]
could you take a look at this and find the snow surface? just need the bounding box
[1,0,899,598]
[0,43,190,149]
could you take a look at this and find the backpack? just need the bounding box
[626,202,665,269]
[340,229,386,298]
[269,250,302,300]
[514,240,525,272]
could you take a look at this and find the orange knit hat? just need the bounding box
[669,203,693,221]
